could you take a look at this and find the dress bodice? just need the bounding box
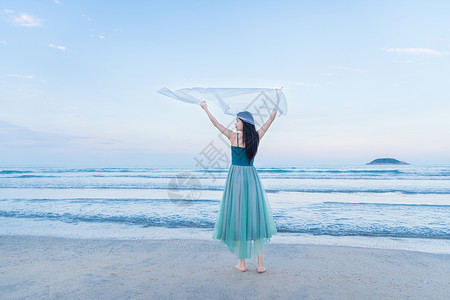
[231,146,254,166]
[231,132,254,166]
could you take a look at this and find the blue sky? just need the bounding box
[1,0,449,167]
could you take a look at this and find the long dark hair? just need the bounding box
[241,119,260,164]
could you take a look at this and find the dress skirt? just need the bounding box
[212,164,278,259]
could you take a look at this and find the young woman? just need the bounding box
[200,101,278,273]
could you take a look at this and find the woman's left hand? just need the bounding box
[200,101,207,110]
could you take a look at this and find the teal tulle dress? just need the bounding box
[212,132,278,259]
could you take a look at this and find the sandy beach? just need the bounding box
[0,235,449,299]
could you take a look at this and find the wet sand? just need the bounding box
[1,235,449,299]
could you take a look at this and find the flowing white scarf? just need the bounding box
[157,87,287,127]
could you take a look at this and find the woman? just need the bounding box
[200,101,278,273]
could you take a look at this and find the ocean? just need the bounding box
[1,165,449,253]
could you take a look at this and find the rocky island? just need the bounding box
[366,158,409,165]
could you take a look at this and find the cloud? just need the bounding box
[90,34,105,39]
[381,48,448,56]
[48,43,66,51]
[0,120,82,148]
[7,74,46,83]
[0,41,7,45]
[0,120,126,154]
[54,0,61,3]
[7,74,34,79]
[60,107,84,118]
[8,13,44,27]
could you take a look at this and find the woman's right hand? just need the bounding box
[200,101,207,110]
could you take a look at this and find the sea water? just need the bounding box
[1,165,449,253]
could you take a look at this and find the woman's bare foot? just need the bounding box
[235,259,246,272]
[257,253,265,273]
[235,264,246,272]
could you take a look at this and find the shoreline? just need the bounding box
[2,217,450,255]
[1,235,449,299]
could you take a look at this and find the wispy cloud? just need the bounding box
[0,120,130,154]
[90,34,105,39]
[49,43,66,51]
[0,120,89,148]
[61,107,84,119]
[7,74,34,79]
[7,74,46,83]
[0,41,7,45]
[7,12,44,27]
[54,0,61,4]
[381,48,448,56]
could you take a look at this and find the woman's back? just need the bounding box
[230,131,246,148]
[231,132,254,166]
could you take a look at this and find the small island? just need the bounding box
[366,158,410,165]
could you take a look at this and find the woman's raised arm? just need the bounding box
[257,109,277,140]
[200,101,233,139]
[258,90,280,140]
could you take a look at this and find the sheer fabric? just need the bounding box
[157,87,287,126]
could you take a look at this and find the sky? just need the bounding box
[1,0,449,167]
